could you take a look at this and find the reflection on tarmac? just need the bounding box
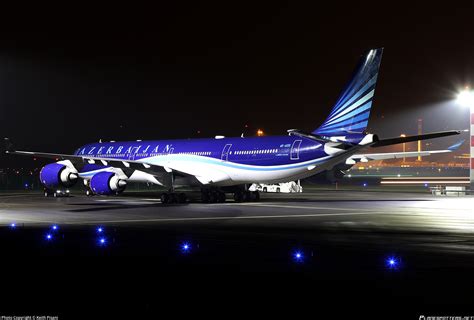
[1,191,474,236]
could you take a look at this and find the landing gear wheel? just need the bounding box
[170,193,178,203]
[86,189,93,197]
[233,191,243,203]
[201,190,210,203]
[178,193,187,203]
[161,193,170,204]
[218,192,226,203]
[243,191,252,202]
[252,191,260,201]
[209,191,219,203]
[44,191,49,197]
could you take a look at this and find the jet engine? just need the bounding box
[40,163,78,188]
[90,172,127,195]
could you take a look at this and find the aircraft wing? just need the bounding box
[348,140,464,162]
[4,137,229,185]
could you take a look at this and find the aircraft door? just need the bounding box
[221,144,232,161]
[290,140,302,160]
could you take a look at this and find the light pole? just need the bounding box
[400,134,406,163]
[417,119,423,161]
[457,88,474,190]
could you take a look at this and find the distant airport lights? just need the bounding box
[257,129,264,136]
[456,87,474,190]
[457,88,474,108]
[400,134,406,161]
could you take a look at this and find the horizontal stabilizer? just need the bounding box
[448,139,465,151]
[371,130,461,148]
[350,139,465,162]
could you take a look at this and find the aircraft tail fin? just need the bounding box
[313,48,384,137]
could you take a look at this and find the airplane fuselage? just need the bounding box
[74,135,350,186]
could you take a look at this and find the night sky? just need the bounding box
[1,2,474,166]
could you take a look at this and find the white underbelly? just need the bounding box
[141,155,332,186]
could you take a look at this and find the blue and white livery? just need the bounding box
[6,48,462,202]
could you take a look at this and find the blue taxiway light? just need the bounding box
[363,183,368,187]
[293,251,304,263]
[98,237,107,246]
[97,227,103,233]
[386,256,400,270]
[46,233,53,240]
[51,225,58,231]
[10,223,16,228]
[181,242,191,253]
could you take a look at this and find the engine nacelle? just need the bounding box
[90,172,127,195]
[40,163,78,189]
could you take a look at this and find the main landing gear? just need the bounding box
[233,190,260,203]
[160,192,187,204]
[200,189,260,203]
[201,189,226,203]
[44,188,70,198]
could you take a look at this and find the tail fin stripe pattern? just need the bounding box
[313,48,383,137]
[320,110,371,131]
[323,101,372,128]
[319,111,371,131]
[323,89,374,126]
[328,75,377,118]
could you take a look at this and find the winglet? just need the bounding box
[3,138,14,153]
[448,139,465,151]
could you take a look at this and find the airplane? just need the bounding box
[4,48,463,203]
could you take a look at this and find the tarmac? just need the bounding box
[1,190,473,316]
